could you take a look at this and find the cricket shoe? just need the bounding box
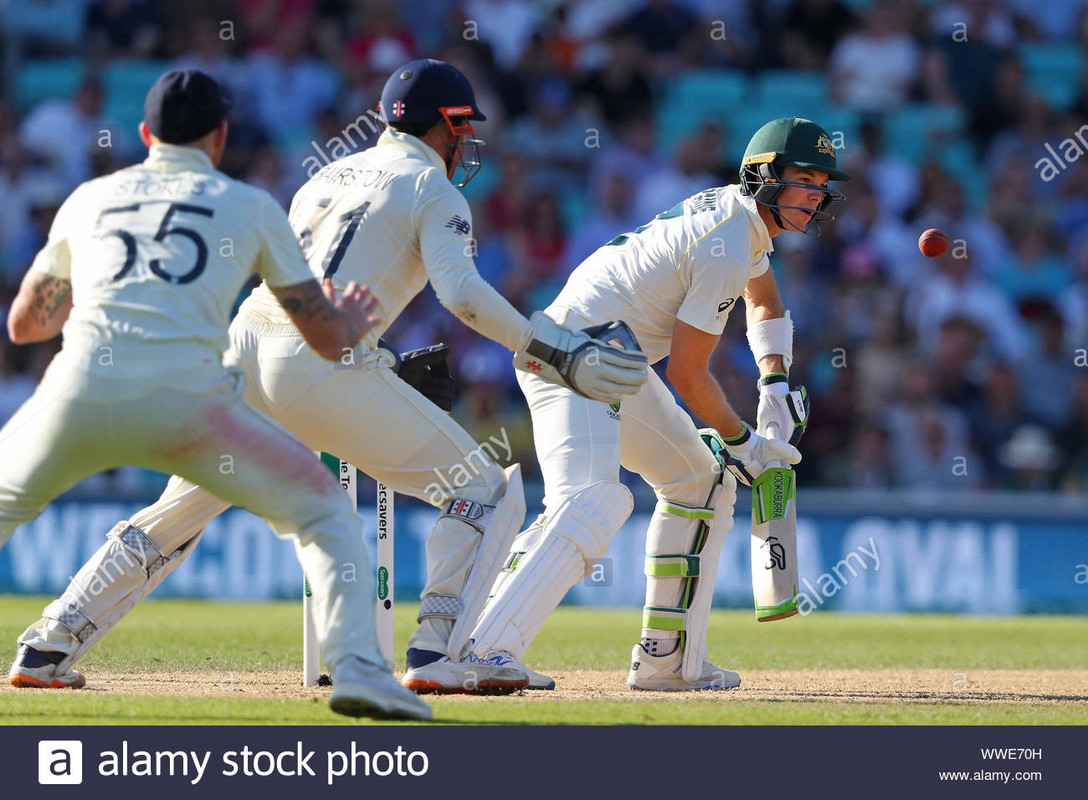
[329,656,433,721]
[8,644,86,689]
[401,648,528,695]
[626,643,740,691]
[471,650,555,690]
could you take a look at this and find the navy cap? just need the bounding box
[144,69,231,144]
[379,59,485,127]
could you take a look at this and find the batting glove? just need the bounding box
[719,422,801,487]
[755,373,810,447]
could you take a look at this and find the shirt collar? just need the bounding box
[377,127,448,174]
[144,144,216,173]
[734,184,774,253]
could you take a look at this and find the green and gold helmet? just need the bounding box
[739,117,851,235]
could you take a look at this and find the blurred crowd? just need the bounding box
[1,0,1087,496]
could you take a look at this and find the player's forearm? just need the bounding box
[669,365,745,439]
[744,270,790,375]
[270,279,360,361]
[8,272,73,344]
[431,268,532,352]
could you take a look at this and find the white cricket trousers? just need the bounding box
[19,312,508,659]
[0,346,383,670]
[523,309,720,515]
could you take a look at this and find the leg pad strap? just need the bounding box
[110,521,168,577]
[418,593,464,622]
[42,600,97,643]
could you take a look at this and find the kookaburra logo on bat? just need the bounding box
[764,536,787,570]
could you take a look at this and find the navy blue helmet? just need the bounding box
[379,59,486,187]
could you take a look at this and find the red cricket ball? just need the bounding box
[918,228,949,258]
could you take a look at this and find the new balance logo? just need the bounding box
[445,215,471,235]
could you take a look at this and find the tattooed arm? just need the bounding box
[269,278,382,361]
[8,271,74,344]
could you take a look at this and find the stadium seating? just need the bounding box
[1019,43,1084,112]
[16,58,84,115]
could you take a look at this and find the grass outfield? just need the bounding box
[1,596,1085,725]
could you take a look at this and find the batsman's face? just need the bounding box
[777,167,830,231]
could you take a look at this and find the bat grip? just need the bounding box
[764,421,787,470]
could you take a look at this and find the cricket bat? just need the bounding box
[749,422,799,621]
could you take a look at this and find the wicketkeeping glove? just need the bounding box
[380,339,457,411]
[513,312,648,403]
[755,373,810,446]
[718,422,801,487]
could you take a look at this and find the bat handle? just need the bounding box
[764,421,787,470]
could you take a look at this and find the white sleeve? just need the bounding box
[417,171,532,352]
[29,185,83,280]
[253,191,316,288]
[675,228,756,336]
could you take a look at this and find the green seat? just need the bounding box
[16,58,85,115]
[885,104,966,163]
[1020,43,1083,111]
[755,71,830,119]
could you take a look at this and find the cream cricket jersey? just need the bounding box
[31,144,313,369]
[241,128,531,352]
[552,184,772,364]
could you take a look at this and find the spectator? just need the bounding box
[780,0,858,72]
[966,362,1039,485]
[992,218,1072,302]
[839,422,896,489]
[622,0,699,66]
[563,171,643,267]
[86,0,161,59]
[854,119,920,219]
[503,190,567,311]
[587,114,663,206]
[829,0,920,112]
[171,17,252,112]
[907,249,1029,360]
[885,361,977,490]
[462,0,542,70]
[1058,231,1088,349]
[0,139,52,280]
[248,23,337,145]
[856,310,911,418]
[19,78,104,185]
[633,125,720,222]
[1017,304,1075,428]
[931,316,985,411]
[504,76,603,194]
[346,0,416,74]
[576,31,654,129]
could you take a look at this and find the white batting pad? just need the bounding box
[469,480,632,659]
[445,464,526,660]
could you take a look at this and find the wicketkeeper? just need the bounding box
[7,60,648,696]
[469,117,849,690]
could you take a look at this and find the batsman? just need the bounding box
[470,117,849,690]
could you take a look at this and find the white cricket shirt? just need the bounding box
[31,144,313,371]
[552,184,772,363]
[241,128,531,352]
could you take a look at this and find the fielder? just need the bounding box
[8,60,648,696]
[0,70,434,720]
[469,117,849,690]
